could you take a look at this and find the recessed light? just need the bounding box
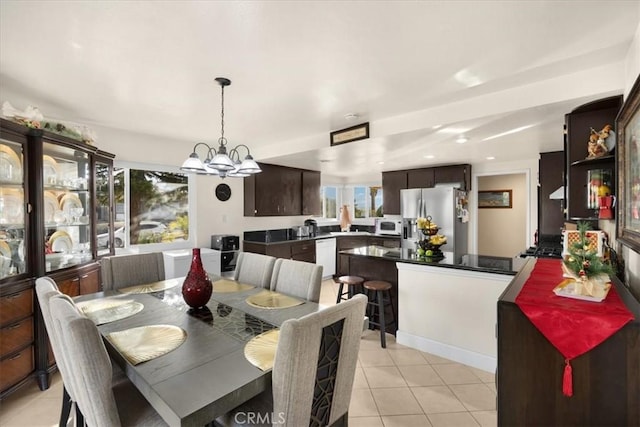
[378,161,385,165]
[320,159,331,163]
[344,113,359,121]
[432,124,442,129]
[424,155,435,159]
[455,136,468,144]
[486,156,495,160]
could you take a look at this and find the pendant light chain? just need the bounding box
[220,84,225,145]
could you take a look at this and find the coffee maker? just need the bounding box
[304,219,318,237]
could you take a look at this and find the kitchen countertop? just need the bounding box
[243,232,401,245]
[340,245,527,276]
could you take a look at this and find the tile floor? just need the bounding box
[0,279,497,427]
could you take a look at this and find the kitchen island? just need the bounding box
[339,246,528,372]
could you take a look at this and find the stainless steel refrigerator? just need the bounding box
[401,187,468,253]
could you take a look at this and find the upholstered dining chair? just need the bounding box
[233,252,277,288]
[35,277,84,427]
[269,258,323,303]
[100,252,165,290]
[215,294,368,427]
[49,294,168,427]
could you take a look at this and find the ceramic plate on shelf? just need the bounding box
[42,155,59,184]
[0,144,22,182]
[0,188,24,224]
[59,193,82,214]
[49,230,72,253]
[44,191,59,223]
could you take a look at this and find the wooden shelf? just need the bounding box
[570,154,615,167]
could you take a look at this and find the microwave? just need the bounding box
[375,219,402,235]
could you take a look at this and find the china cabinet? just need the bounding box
[0,118,115,398]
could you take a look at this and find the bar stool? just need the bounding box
[363,280,396,348]
[335,275,365,304]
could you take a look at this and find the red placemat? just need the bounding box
[515,258,634,396]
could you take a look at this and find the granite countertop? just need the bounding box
[243,231,401,245]
[340,245,527,276]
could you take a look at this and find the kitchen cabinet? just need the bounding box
[243,240,316,263]
[382,170,408,215]
[538,151,565,235]
[565,96,622,220]
[336,235,370,275]
[244,163,320,217]
[368,236,401,248]
[407,168,434,189]
[302,170,321,216]
[0,118,115,398]
[383,164,471,215]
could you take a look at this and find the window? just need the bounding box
[110,163,192,249]
[323,186,338,219]
[320,185,383,219]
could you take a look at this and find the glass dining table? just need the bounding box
[75,276,325,427]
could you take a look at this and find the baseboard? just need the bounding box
[396,330,496,373]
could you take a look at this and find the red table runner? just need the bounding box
[514,258,634,396]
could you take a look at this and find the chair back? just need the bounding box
[35,277,79,402]
[270,258,323,302]
[233,252,276,288]
[272,294,367,426]
[101,252,165,290]
[50,294,122,427]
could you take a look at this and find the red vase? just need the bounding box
[182,248,212,308]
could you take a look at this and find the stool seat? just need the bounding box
[363,280,392,292]
[363,280,396,348]
[338,275,365,285]
[335,276,365,305]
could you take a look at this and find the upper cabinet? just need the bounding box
[565,96,622,221]
[383,164,471,215]
[244,163,320,216]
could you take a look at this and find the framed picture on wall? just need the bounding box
[616,73,640,253]
[478,190,512,209]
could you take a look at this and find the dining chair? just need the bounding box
[35,277,84,427]
[269,258,323,303]
[233,252,276,288]
[100,252,165,290]
[215,294,368,427]
[49,294,168,427]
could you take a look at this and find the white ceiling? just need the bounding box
[1,1,638,178]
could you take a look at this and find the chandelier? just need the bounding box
[180,77,261,178]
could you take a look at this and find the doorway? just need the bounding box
[476,173,528,257]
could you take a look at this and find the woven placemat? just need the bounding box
[118,278,180,295]
[76,298,144,325]
[107,324,187,365]
[245,289,304,309]
[212,279,255,293]
[244,329,279,371]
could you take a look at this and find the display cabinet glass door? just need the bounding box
[43,142,92,272]
[95,159,113,256]
[0,138,27,279]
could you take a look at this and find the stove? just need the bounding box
[519,234,563,259]
[519,246,563,259]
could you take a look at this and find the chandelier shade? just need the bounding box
[180,77,261,178]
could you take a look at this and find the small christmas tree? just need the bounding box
[563,222,613,280]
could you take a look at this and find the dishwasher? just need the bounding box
[315,238,336,278]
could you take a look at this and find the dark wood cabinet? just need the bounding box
[336,236,370,275]
[539,151,565,235]
[290,240,315,263]
[368,236,401,248]
[433,164,471,190]
[244,163,319,217]
[407,168,434,188]
[383,164,471,215]
[497,260,640,426]
[302,170,321,216]
[382,171,408,215]
[565,96,622,220]
[243,240,316,263]
[0,119,114,398]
